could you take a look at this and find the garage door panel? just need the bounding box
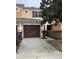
[24,25,40,38]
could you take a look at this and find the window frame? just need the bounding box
[16,7,20,12]
[32,11,42,17]
[24,10,29,15]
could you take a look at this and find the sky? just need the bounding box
[16,0,41,8]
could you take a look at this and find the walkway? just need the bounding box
[16,38,62,59]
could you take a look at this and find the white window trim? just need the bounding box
[24,10,29,15]
[33,11,41,17]
[16,7,20,12]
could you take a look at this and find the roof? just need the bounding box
[16,4,24,7]
[23,7,40,10]
[16,18,42,23]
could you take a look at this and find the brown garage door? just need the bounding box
[24,25,40,38]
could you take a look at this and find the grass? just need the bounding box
[47,38,62,51]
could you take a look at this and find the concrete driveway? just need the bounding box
[16,38,62,59]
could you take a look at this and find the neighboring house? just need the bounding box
[51,22,62,31]
[16,4,42,38]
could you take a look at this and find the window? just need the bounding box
[16,7,20,12]
[32,11,42,17]
[16,8,18,10]
[24,10,29,15]
[39,12,42,17]
[25,10,28,13]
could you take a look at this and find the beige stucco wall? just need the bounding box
[16,5,42,19]
[16,4,42,19]
[16,4,33,18]
[22,9,33,18]
[16,6,24,18]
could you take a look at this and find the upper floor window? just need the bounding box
[16,7,20,12]
[25,10,28,13]
[32,11,42,17]
[24,10,29,15]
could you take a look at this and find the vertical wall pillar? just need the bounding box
[40,25,42,38]
[21,23,24,39]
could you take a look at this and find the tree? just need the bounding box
[40,0,62,24]
[40,0,62,39]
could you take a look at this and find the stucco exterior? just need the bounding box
[16,4,24,18]
[16,4,42,19]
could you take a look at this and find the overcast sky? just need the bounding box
[16,0,41,8]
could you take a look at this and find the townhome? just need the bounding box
[16,4,42,38]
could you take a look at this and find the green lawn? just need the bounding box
[47,39,62,51]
